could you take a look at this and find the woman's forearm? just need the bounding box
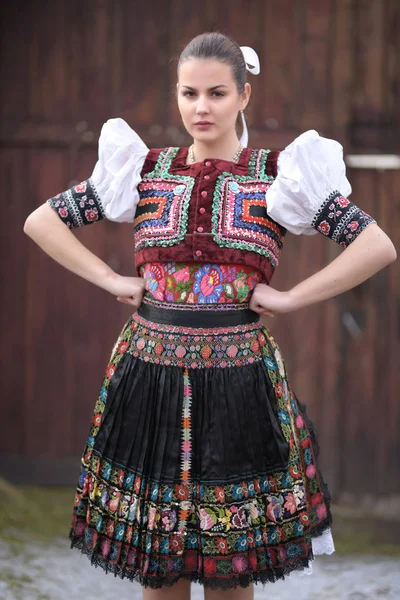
[23,202,118,291]
[288,223,397,311]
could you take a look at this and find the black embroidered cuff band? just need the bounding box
[311,190,376,248]
[46,178,105,228]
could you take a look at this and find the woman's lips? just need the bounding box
[194,122,213,129]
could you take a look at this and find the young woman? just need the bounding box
[23,32,396,600]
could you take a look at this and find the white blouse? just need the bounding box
[90,117,149,223]
[90,119,355,235]
[266,129,353,235]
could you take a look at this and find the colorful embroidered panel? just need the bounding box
[134,177,195,250]
[247,148,272,179]
[70,314,331,587]
[211,174,286,267]
[46,178,105,228]
[312,191,376,248]
[129,312,265,369]
[138,262,264,304]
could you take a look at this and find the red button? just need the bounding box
[201,191,207,197]
[199,207,206,214]
[205,161,211,167]
[195,250,202,257]
[197,226,203,233]
[204,175,210,180]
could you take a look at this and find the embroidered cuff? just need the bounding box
[46,178,105,228]
[311,191,376,248]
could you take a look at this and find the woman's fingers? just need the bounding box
[250,302,275,317]
[117,296,136,305]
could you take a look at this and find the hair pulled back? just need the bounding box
[177,32,247,93]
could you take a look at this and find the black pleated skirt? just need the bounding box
[69,298,332,590]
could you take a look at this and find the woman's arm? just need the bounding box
[23,202,144,306]
[250,223,397,315]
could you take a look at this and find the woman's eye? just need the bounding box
[182,91,224,97]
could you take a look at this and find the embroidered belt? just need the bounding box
[137,297,260,327]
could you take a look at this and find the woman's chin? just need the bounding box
[190,130,219,143]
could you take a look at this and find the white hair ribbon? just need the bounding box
[240,46,260,75]
[239,111,248,148]
[238,46,260,147]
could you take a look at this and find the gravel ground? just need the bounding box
[1,537,399,600]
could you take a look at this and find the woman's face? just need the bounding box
[177,58,250,143]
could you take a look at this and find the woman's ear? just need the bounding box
[240,82,251,111]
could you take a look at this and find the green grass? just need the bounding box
[0,479,74,544]
[331,511,400,557]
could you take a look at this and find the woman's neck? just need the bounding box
[188,134,242,164]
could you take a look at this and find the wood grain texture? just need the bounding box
[0,0,398,498]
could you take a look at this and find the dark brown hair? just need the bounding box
[177,32,248,137]
[178,32,247,92]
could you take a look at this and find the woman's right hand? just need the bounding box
[105,274,146,309]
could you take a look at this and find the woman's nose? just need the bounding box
[195,97,210,113]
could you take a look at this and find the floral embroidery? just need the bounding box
[144,263,166,300]
[312,190,376,247]
[69,306,331,588]
[193,265,224,303]
[128,312,266,369]
[140,262,263,304]
[46,178,105,228]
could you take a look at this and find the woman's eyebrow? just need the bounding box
[181,85,229,91]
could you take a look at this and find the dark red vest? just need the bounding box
[134,146,286,283]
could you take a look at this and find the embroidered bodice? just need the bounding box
[132,145,283,282]
[46,117,377,285]
[140,262,263,305]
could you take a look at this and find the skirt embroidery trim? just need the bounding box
[178,368,193,535]
[69,310,333,589]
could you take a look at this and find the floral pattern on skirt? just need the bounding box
[69,310,332,590]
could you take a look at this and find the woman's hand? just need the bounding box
[249,283,296,317]
[105,274,146,309]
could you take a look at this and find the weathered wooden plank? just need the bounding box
[255,0,304,139]
[0,149,29,455]
[330,0,353,139]
[23,148,71,457]
[0,3,32,123]
[352,0,386,114]
[0,0,399,497]
[373,170,400,495]
[337,169,380,497]
[300,0,335,132]
[350,0,399,150]
[118,0,171,127]
[384,171,400,495]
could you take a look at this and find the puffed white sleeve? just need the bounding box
[46,117,149,228]
[266,130,377,248]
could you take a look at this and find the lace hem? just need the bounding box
[69,521,333,591]
[283,528,335,579]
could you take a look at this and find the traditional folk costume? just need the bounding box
[47,115,376,590]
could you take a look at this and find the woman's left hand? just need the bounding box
[249,283,296,317]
